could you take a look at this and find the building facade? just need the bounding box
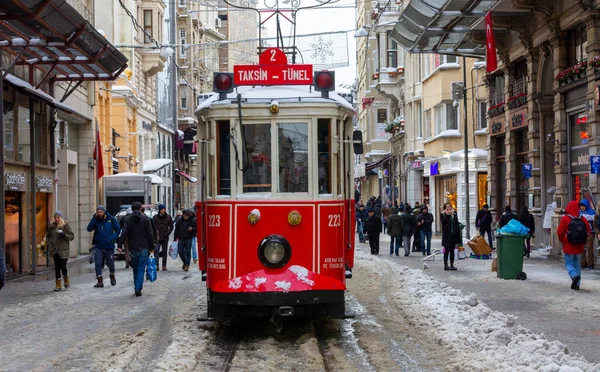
[1,0,127,274]
[485,0,600,261]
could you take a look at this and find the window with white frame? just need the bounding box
[478,101,487,129]
[424,109,431,138]
[433,103,458,134]
[386,31,397,67]
[434,54,458,69]
[179,29,186,58]
[415,102,422,138]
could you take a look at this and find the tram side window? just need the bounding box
[217,120,231,195]
[278,123,308,193]
[317,119,331,194]
[243,124,272,192]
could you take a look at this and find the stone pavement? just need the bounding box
[358,234,600,364]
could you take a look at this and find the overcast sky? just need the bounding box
[263,1,358,91]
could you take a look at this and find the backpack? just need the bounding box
[566,215,588,244]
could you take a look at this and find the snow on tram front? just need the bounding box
[193,48,363,320]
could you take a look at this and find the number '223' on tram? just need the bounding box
[193,65,364,320]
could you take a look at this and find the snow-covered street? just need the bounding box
[1,239,600,371]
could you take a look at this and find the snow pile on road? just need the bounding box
[357,252,600,372]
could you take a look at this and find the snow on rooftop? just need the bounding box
[195,85,354,113]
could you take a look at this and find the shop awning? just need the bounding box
[177,171,197,183]
[142,158,172,173]
[0,0,128,81]
[390,0,504,57]
[365,154,391,172]
[4,73,73,112]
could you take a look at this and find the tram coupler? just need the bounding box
[278,306,294,317]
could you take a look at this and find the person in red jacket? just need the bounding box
[557,200,591,290]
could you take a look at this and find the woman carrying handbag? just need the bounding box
[47,211,75,291]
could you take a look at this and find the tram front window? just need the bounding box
[278,123,308,193]
[243,124,272,192]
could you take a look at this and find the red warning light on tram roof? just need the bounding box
[233,47,313,86]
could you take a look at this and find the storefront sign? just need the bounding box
[571,146,590,174]
[412,160,423,169]
[36,176,53,192]
[522,164,532,179]
[491,121,504,135]
[5,173,26,191]
[510,110,527,129]
[430,162,439,176]
[592,156,600,174]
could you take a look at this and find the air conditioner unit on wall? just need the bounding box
[215,18,222,28]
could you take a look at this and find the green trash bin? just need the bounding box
[496,234,527,280]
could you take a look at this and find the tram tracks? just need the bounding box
[215,319,334,372]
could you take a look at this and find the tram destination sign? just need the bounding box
[233,48,313,86]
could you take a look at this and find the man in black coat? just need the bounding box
[364,209,382,254]
[174,209,197,271]
[153,204,174,271]
[118,202,155,297]
[475,204,494,249]
[416,206,434,255]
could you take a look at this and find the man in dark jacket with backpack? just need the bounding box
[153,204,174,271]
[174,209,197,271]
[87,205,121,288]
[416,206,434,255]
[118,202,155,297]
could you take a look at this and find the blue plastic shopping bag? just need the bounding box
[146,253,157,282]
[497,219,530,236]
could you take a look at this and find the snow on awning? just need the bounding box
[4,73,74,113]
[177,171,197,183]
[0,0,128,81]
[142,158,172,172]
[148,174,163,184]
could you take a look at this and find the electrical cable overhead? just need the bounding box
[117,0,163,48]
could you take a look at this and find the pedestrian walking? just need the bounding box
[47,211,75,291]
[475,204,494,249]
[387,207,402,256]
[499,206,517,228]
[416,206,434,256]
[174,210,183,225]
[381,206,390,234]
[441,203,461,271]
[153,204,174,271]
[579,199,595,269]
[355,204,368,243]
[118,202,155,297]
[87,205,120,288]
[174,209,197,271]
[364,208,382,254]
[412,205,421,252]
[557,200,590,290]
[518,206,535,257]
[399,206,415,256]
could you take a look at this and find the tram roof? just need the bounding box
[195,85,354,113]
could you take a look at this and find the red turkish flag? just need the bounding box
[485,12,498,73]
[93,128,105,179]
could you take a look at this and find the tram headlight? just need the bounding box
[258,235,291,268]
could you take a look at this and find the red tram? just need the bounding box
[194,49,361,319]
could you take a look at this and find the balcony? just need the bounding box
[488,90,505,118]
[142,49,167,77]
[506,77,528,110]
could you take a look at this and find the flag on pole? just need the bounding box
[93,127,104,179]
[485,12,498,73]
